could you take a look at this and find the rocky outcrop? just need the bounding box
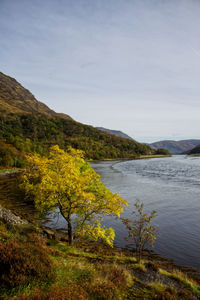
[0,205,28,226]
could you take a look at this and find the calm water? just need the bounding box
[91,155,200,270]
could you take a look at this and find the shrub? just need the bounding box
[99,263,133,288]
[0,238,54,288]
[85,280,117,300]
[145,261,159,272]
[148,284,195,300]
[16,284,89,300]
[153,288,195,300]
[122,199,158,263]
[155,148,171,156]
[17,281,118,300]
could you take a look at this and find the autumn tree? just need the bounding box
[122,199,158,263]
[22,145,128,245]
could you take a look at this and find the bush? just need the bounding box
[145,261,159,272]
[0,238,54,288]
[99,263,132,288]
[155,148,171,156]
[85,280,117,300]
[16,284,89,300]
[153,287,195,300]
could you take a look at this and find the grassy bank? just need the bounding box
[0,220,199,300]
[91,154,171,162]
[138,154,171,159]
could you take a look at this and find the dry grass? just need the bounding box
[132,261,147,272]
[159,268,200,296]
[147,281,168,293]
[0,223,199,300]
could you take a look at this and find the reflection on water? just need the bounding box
[0,174,33,216]
[91,155,200,270]
[0,174,47,223]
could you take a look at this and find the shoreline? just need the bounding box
[0,166,200,290]
[0,155,171,176]
[91,154,171,162]
[91,155,200,272]
[0,164,200,272]
[0,199,200,299]
[0,199,199,276]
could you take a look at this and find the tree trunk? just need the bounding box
[136,246,141,263]
[67,217,73,245]
[59,205,73,245]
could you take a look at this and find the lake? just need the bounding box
[90,155,200,270]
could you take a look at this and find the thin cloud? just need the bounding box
[0,0,200,142]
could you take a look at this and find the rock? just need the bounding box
[0,205,28,226]
[42,228,56,239]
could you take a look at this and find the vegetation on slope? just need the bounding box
[188,144,200,155]
[154,148,171,156]
[0,221,199,300]
[0,113,152,166]
[0,71,156,166]
[96,127,133,140]
[0,71,72,120]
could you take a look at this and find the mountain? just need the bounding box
[96,127,133,140]
[0,72,72,120]
[188,144,200,155]
[149,139,200,154]
[0,71,153,167]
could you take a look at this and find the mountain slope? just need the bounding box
[96,127,133,140]
[188,144,200,155]
[149,139,200,154]
[0,72,72,120]
[0,71,153,166]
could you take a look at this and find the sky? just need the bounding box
[0,0,200,143]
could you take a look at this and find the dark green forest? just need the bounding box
[0,113,153,167]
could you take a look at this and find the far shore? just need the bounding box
[0,155,172,176]
[0,154,169,177]
[91,154,171,162]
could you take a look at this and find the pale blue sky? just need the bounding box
[1,0,200,142]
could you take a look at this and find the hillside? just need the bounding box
[0,72,72,120]
[149,139,200,154]
[96,127,133,140]
[0,72,153,166]
[188,144,200,155]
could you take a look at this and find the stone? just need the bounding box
[0,205,28,226]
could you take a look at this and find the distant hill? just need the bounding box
[188,144,200,155]
[0,71,153,167]
[96,127,133,140]
[0,72,72,120]
[149,139,200,154]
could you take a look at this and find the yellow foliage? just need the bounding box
[21,145,128,246]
